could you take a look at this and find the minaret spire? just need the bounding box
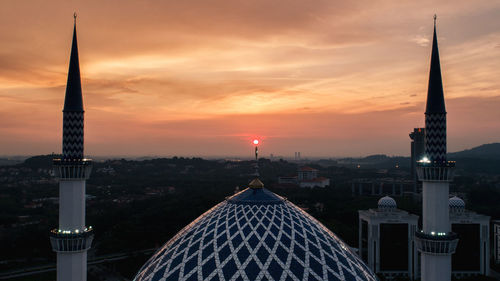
[64,15,83,112]
[424,15,447,163]
[63,13,83,111]
[425,15,446,115]
[62,14,85,160]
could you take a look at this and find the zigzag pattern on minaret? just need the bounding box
[425,113,446,163]
[63,111,84,160]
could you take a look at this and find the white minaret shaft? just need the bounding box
[415,16,458,281]
[420,182,452,281]
[50,14,93,281]
[59,181,86,230]
[57,180,89,281]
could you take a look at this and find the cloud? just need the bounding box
[1,93,499,157]
[1,0,500,156]
[410,35,430,47]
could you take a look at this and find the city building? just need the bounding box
[351,178,414,197]
[298,166,318,180]
[358,196,419,280]
[134,180,376,280]
[494,221,500,266]
[358,196,491,280]
[409,128,425,191]
[49,15,93,281]
[277,175,298,185]
[277,167,330,188]
[414,16,458,281]
[449,196,490,278]
[494,220,500,265]
[294,152,301,160]
[298,166,330,188]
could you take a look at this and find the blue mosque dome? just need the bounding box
[133,182,377,281]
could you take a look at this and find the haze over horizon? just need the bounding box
[1,141,499,160]
[1,0,499,157]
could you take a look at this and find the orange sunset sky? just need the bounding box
[0,0,499,157]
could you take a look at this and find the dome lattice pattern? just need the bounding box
[449,196,465,212]
[134,188,376,281]
[377,196,397,211]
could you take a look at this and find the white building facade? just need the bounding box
[494,220,500,265]
[449,196,490,278]
[358,196,419,280]
[298,167,330,188]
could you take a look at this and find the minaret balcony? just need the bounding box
[416,160,455,182]
[53,158,92,180]
[415,230,458,255]
[49,227,94,252]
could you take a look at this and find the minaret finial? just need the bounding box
[253,139,260,176]
[433,14,437,27]
[74,12,77,23]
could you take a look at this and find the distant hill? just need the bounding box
[331,143,500,173]
[22,154,60,169]
[449,143,500,160]
[337,154,410,170]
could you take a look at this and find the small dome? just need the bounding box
[449,196,465,212]
[378,196,397,211]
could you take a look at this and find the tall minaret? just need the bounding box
[415,16,458,281]
[49,14,93,281]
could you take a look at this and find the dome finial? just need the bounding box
[249,139,263,189]
[253,139,260,177]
